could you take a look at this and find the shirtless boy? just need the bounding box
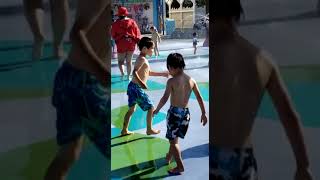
[211,1,313,179]
[153,53,208,175]
[44,0,111,179]
[121,37,168,136]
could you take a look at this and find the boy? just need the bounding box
[150,26,161,57]
[44,0,111,180]
[211,1,313,179]
[153,53,208,175]
[121,37,169,136]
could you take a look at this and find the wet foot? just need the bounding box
[168,167,184,176]
[121,130,134,136]
[146,129,160,135]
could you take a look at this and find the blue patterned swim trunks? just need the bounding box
[127,81,153,111]
[52,61,110,157]
[210,145,258,180]
[166,106,190,140]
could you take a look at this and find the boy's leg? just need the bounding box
[166,146,173,164]
[44,136,84,180]
[146,107,161,135]
[168,138,184,174]
[23,0,45,60]
[49,0,69,59]
[121,105,136,135]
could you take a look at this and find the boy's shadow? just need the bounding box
[111,134,171,179]
[181,143,209,160]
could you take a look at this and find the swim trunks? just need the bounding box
[52,61,110,157]
[166,106,190,140]
[127,81,153,111]
[210,145,258,180]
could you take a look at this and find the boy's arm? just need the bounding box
[192,80,206,114]
[149,70,169,77]
[69,0,110,86]
[154,79,172,114]
[266,63,310,170]
[192,79,207,126]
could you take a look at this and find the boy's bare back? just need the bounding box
[169,72,195,108]
[211,35,275,148]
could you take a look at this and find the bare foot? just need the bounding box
[53,45,65,60]
[146,129,160,135]
[168,167,184,176]
[121,130,134,136]
[166,153,172,164]
[32,38,44,60]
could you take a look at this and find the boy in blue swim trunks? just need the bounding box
[121,37,169,136]
[153,53,208,175]
[44,1,111,179]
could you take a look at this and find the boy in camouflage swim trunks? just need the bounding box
[211,0,313,179]
[153,53,208,175]
[121,37,169,136]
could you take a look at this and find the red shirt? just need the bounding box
[111,18,141,53]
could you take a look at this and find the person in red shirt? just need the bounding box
[112,7,141,80]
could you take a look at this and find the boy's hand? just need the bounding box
[141,83,148,89]
[163,72,170,78]
[139,81,148,89]
[96,68,109,87]
[295,167,313,180]
[153,109,159,116]
[201,114,208,126]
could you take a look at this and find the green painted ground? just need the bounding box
[111,133,173,179]
[0,137,108,180]
[111,105,167,132]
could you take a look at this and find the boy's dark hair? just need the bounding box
[150,26,155,30]
[138,37,154,51]
[193,32,197,37]
[213,0,244,21]
[167,53,185,69]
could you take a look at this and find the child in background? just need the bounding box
[150,26,161,57]
[193,32,199,55]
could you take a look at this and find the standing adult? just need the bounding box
[111,6,141,80]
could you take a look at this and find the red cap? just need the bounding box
[116,7,129,16]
